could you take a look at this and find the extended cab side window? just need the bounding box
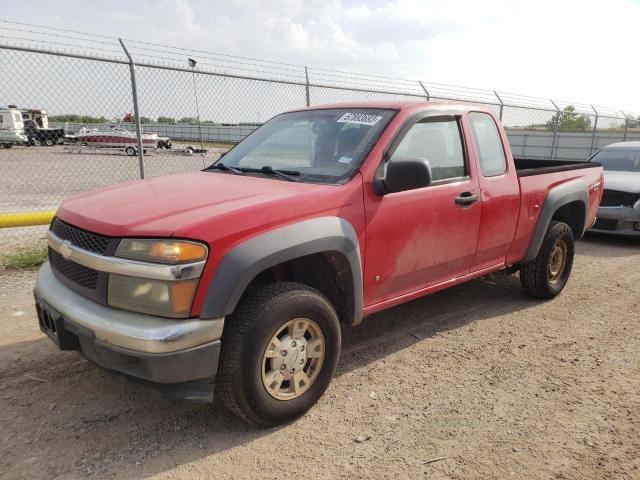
[469,112,506,177]
[390,118,465,182]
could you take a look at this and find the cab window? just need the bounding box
[469,112,506,177]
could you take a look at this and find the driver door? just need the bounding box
[363,114,481,307]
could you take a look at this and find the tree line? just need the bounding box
[48,114,261,126]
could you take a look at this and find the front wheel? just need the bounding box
[124,146,136,156]
[520,221,574,299]
[216,282,341,426]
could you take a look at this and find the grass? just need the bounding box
[1,246,48,269]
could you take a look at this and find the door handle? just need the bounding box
[454,191,479,207]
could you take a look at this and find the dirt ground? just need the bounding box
[1,233,638,480]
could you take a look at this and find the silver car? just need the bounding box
[589,141,640,236]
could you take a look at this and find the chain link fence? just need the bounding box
[1,20,639,253]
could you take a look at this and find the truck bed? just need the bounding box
[514,158,602,177]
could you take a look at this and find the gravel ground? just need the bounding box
[0,233,638,480]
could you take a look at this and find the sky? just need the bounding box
[2,0,639,114]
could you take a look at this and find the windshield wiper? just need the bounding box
[242,165,301,182]
[206,162,244,175]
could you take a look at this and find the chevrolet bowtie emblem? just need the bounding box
[59,240,73,259]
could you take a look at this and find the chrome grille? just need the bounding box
[50,218,110,254]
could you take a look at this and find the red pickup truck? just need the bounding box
[35,102,603,425]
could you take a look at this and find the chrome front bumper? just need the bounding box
[35,262,223,354]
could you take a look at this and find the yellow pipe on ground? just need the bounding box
[0,211,56,228]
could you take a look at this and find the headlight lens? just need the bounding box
[109,239,208,318]
[108,274,200,318]
[116,239,207,264]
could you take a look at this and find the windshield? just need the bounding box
[212,108,396,184]
[591,148,640,172]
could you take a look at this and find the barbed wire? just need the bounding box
[0,18,637,117]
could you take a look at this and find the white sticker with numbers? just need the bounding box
[336,112,382,126]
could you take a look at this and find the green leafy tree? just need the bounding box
[178,117,198,124]
[627,115,640,128]
[139,116,152,124]
[545,105,592,133]
[49,114,108,123]
[157,116,176,124]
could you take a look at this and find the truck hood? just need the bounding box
[56,171,337,237]
[603,171,640,193]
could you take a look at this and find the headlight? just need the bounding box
[109,239,208,318]
[108,275,199,318]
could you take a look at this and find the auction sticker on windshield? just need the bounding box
[336,112,382,125]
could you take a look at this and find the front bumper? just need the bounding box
[34,262,224,390]
[590,205,640,236]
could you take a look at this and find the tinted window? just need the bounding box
[391,119,466,181]
[469,112,506,177]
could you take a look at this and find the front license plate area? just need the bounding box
[35,299,79,351]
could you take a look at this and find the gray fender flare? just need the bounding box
[522,179,589,263]
[200,216,363,325]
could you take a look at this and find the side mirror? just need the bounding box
[375,157,432,195]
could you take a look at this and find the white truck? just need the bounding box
[0,107,28,148]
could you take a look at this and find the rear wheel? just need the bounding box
[520,221,574,299]
[124,146,136,156]
[216,282,341,426]
[44,138,54,146]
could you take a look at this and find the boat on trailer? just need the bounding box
[76,126,159,152]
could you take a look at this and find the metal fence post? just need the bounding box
[118,38,145,179]
[304,66,311,107]
[419,81,430,101]
[589,105,599,156]
[494,91,504,121]
[622,111,629,141]
[550,100,560,160]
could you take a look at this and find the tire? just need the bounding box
[520,221,574,299]
[125,146,136,156]
[216,282,341,426]
[44,139,54,146]
[2,144,11,149]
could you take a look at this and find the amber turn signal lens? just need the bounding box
[170,280,199,315]
[148,241,207,263]
[116,239,207,264]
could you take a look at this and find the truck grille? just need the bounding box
[600,190,640,207]
[49,248,99,290]
[592,218,618,231]
[48,219,117,303]
[51,218,110,254]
